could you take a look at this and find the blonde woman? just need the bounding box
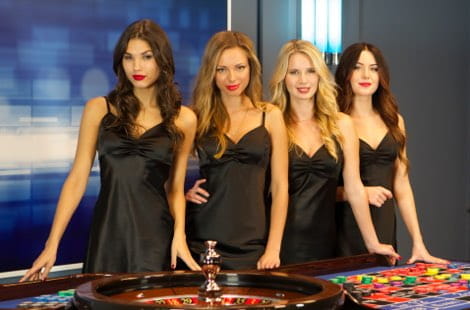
[270,40,399,264]
[186,31,288,270]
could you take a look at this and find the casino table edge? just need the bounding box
[0,273,113,301]
[0,254,389,302]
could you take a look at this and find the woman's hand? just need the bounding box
[185,179,210,204]
[407,243,449,265]
[365,186,393,207]
[256,248,280,270]
[171,233,201,271]
[20,246,58,282]
[367,242,401,266]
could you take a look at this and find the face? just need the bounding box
[214,47,250,99]
[350,50,379,97]
[122,38,160,89]
[284,52,319,103]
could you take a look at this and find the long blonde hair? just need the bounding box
[270,39,341,160]
[191,31,263,158]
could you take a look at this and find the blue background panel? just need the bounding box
[0,0,226,272]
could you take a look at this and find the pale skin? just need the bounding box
[283,52,399,261]
[187,47,289,269]
[338,50,448,264]
[21,38,200,282]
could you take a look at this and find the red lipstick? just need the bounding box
[133,75,145,81]
[359,82,371,87]
[226,84,240,91]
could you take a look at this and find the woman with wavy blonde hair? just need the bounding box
[270,40,399,264]
[186,31,288,270]
[335,42,447,264]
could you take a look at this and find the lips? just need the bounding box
[133,75,146,81]
[226,84,240,91]
[297,87,310,94]
[359,82,371,87]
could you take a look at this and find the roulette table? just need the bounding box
[1,254,468,309]
[0,254,379,309]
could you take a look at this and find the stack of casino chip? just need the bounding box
[17,289,75,309]
[328,262,470,299]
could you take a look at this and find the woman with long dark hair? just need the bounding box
[335,42,447,264]
[21,19,200,281]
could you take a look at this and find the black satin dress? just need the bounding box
[336,132,398,256]
[281,143,343,264]
[83,100,173,273]
[187,113,271,270]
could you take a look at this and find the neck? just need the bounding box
[290,98,314,122]
[134,86,158,109]
[223,94,249,113]
[351,95,374,117]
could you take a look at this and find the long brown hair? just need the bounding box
[270,39,341,160]
[191,31,263,158]
[335,42,408,167]
[107,19,182,145]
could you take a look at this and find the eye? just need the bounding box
[371,66,379,72]
[123,54,132,61]
[353,64,361,70]
[288,69,299,75]
[143,54,154,60]
[307,68,316,74]
[235,64,246,71]
[216,67,226,73]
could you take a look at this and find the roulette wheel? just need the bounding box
[72,270,343,309]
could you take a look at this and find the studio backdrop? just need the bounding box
[0,0,226,273]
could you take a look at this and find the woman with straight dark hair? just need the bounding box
[335,42,447,264]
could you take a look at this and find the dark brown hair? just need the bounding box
[107,19,182,145]
[335,42,408,168]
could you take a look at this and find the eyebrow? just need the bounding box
[356,61,378,66]
[288,66,315,69]
[216,63,246,67]
[124,49,153,55]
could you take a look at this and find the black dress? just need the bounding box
[281,143,343,264]
[83,99,173,273]
[187,113,271,270]
[336,132,398,256]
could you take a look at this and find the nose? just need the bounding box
[298,72,307,83]
[227,69,236,81]
[133,58,141,71]
[361,67,370,79]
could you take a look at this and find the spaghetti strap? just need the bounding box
[261,111,266,126]
[103,96,111,113]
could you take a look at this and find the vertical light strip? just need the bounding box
[301,0,315,43]
[227,0,232,30]
[314,0,328,53]
[327,0,342,53]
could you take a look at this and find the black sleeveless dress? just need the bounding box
[336,132,398,256]
[281,143,343,264]
[83,99,173,273]
[187,113,271,270]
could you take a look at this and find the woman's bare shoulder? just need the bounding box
[176,105,197,130]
